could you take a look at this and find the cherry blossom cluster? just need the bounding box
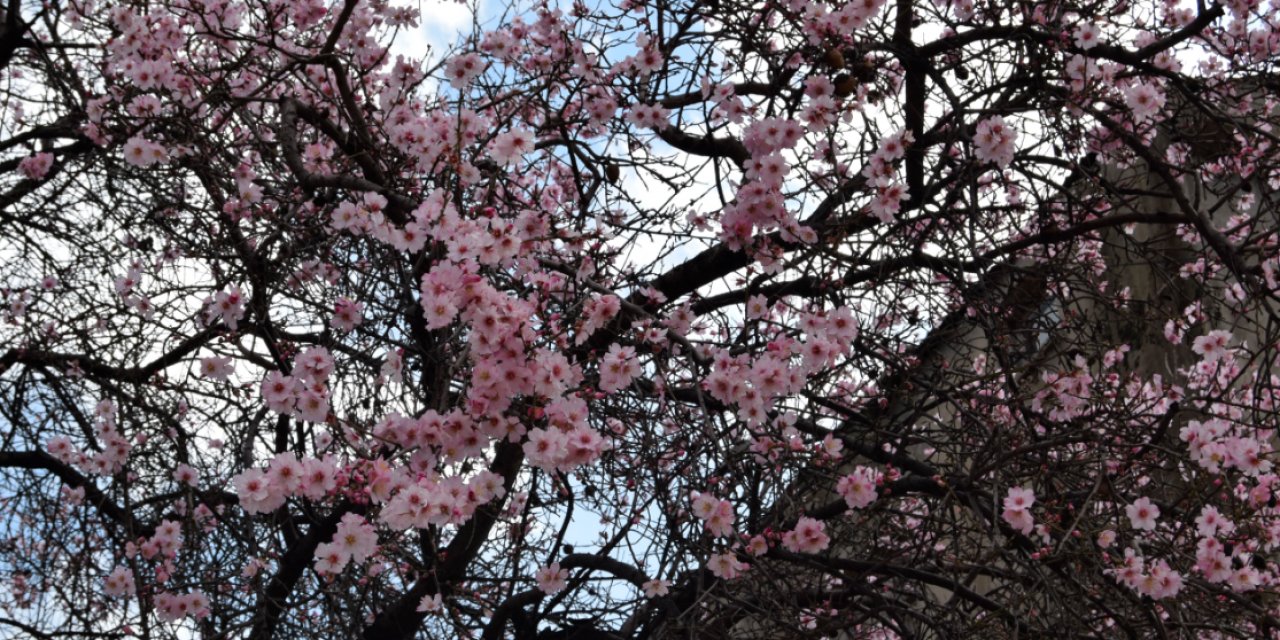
[690,491,737,538]
[103,566,136,597]
[720,117,810,250]
[45,400,131,477]
[836,465,881,509]
[973,116,1018,168]
[154,590,211,622]
[707,552,750,580]
[379,467,507,530]
[6,0,1280,634]
[17,153,53,180]
[802,0,889,38]
[1193,531,1266,592]
[704,306,857,429]
[314,514,378,575]
[1108,549,1183,600]
[101,518,211,622]
[1180,417,1275,476]
[203,286,246,331]
[522,414,611,473]
[331,297,364,332]
[781,517,831,553]
[232,453,339,514]
[862,129,914,223]
[121,135,170,167]
[1030,355,1095,423]
[1001,486,1037,536]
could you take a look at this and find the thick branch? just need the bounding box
[0,450,143,536]
[0,326,222,383]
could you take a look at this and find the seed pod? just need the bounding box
[833,73,857,98]
[850,57,877,83]
[823,47,845,70]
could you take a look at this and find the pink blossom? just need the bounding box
[199,356,234,380]
[332,298,364,332]
[1138,560,1183,599]
[1002,506,1035,535]
[535,563,569,593]
[267,453,305,494]
[417,593,444,612]
[973,116,1017,168]
[114,267,142,297]
[599,344,641,393]
[480,29,522,60]
[155,591,209,622]
[1124,82,1166,122]
[524,427,568,471]
[868,179,906,223]
[690,491,720,520]
[782,517,830,553]
[314,541,349,574]
[1197,540,1232,584]
[46,436,76,464]
[1195,505,1234,538]
[1003,486,1036,511]
[707,553,748,579]
[173,464,198,486]
[261,371,297,414]
[578,294,622,343]
[332,514,379,563]
[626,104,671,130]
[641,579,670,598]
[874,129,913,162]
[742,118,804,156]
[445,53,486,88]
[233,468,285,514]
[294,346,335,383]
[203,285,246,330]
[18,153,54,180]
[490,129,535,166]
[836,466,880,509]
[122,135,169,167]
[103,566,135,597]
[630,40,663,76]
[1126,497,1160,531]
[1097,530,1116,549]
[1191,330,1232,362]
[1228,566,1261,592]
[690,491,736,537]
[1073,23,1101,49]
[297,457,337,500]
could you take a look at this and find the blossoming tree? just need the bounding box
[1,0,1278,637]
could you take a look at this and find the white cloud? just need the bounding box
[390,0,480,62]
